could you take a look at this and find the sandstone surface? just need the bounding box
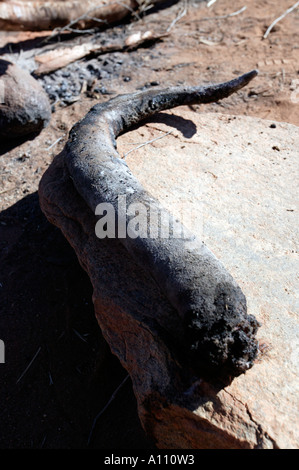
[39,111,299,448]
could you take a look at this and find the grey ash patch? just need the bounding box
[37,52,130,108]
[35,23,161,109]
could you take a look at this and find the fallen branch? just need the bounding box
[34,43,101,75]
[0,186,18,196]
[34,30,167,75]
[263,1,299,39]
[0,0,163,31]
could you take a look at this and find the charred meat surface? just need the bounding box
[64,71,260,381]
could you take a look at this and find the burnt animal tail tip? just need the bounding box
[218,69,258,99]
[248,69,259,77]
[245,69,259,80]
[237,69,259,86]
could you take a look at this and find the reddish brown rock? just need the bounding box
[39,111,299,449]
[0,59,51,139]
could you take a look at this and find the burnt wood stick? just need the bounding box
[64,70,260,381]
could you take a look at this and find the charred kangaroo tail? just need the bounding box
[65,71,260,382]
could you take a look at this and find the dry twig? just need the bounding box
[166,0,188,33]
[123,130,173,159]
[263,1,299,39]
[87,374,130,446]
[207,0,218,7]
[201,6,247,21]
[45,136,64,151]
[16,346,41,384]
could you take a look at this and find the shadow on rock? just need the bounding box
[146,112,197,138]
[0,132,43,156]
[0,192,154,449]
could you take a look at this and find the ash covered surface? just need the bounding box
[35,27,163,109]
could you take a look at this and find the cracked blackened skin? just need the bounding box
[64,70,260,381]
[185,283,260,381]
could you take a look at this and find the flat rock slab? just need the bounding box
[39,111,299,449]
